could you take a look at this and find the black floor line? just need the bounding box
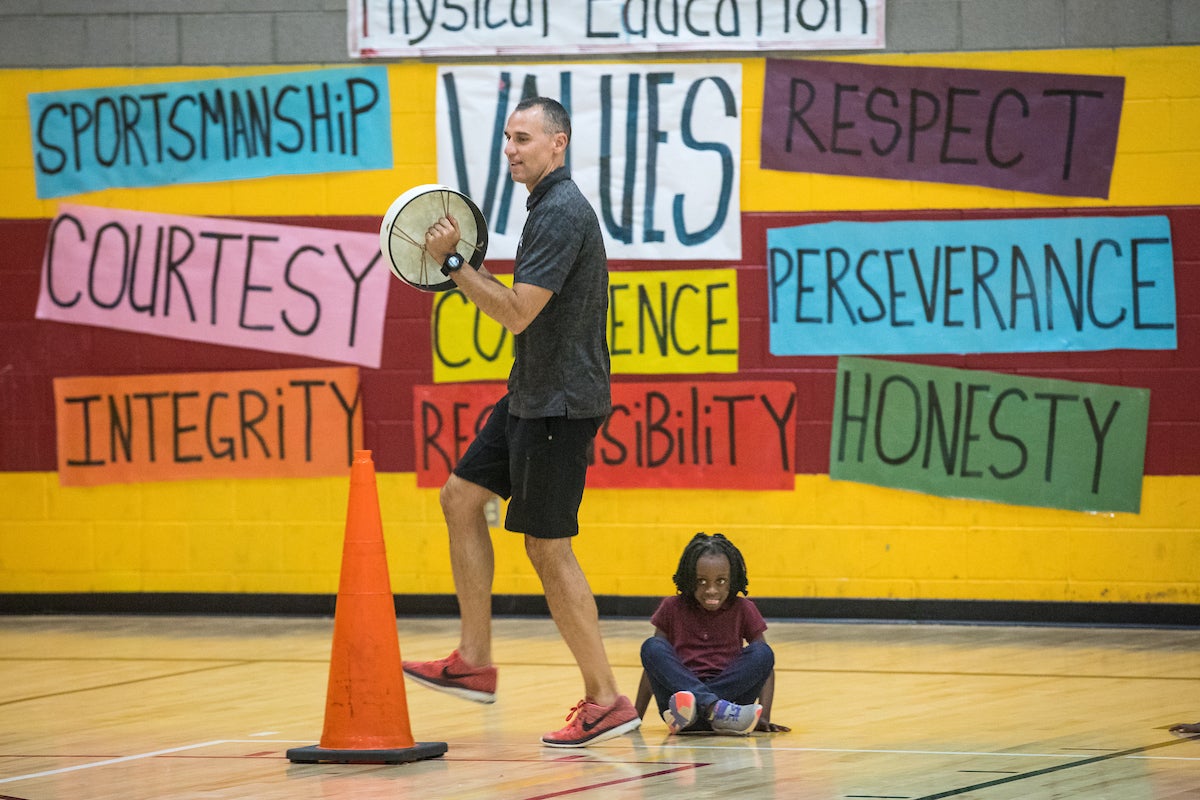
[908,737,1195,800]
[0,662,252,707]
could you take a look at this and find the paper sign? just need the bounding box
[609,268,739,374]
[437,63,742,260]
[767,215,1175,355]
[433,268,739,382]
[351,1,884,58]
[414,380,796,490]
[54,367,362,486]
[37,204,390,367]
[830,357,1149,512]
[29,67,392,198]
[761,59,1124,198]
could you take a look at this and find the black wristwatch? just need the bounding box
[441,253,465,276]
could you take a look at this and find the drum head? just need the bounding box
[379,184,489,292]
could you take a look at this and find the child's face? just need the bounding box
[693,553,732,612]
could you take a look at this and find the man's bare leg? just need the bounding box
[526,535,620,706]
[440,474,497,667]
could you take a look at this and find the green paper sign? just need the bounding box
[830,357,1149,513]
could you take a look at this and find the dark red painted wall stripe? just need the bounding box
[2,207,1196,475]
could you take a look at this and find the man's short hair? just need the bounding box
[514,96,571,143]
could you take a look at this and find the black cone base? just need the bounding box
[286,741,447,764]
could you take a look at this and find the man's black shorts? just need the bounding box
[452,395,603,539]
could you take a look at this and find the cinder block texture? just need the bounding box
[0,16,87,68]
[0,2,1198,67]
[887,0,963,52]
[180,13,274,66]
[275,10,348,64]
[132,14,180,66]
[1066,0,1171,46]
[962,0,1066,50]
[1172,0,1200,41]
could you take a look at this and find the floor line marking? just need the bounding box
[0,740,231,784]
[521,764,707,800]
[625,744,1103,758]
[5,738,1193,786]
[906,739,1191,800]
[0,663,254,708]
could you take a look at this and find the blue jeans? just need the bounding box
[640,636,774,729]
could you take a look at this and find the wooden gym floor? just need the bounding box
[0,614,1196,799]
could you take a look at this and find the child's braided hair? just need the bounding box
[672,532,749,606]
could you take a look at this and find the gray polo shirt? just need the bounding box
[507,167,611,419]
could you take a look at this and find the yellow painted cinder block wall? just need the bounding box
[3,48,1200,219]
[1,473,1198,603]
[2,47,1198,605]
[741,46,1200,210]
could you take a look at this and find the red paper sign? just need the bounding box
[413,380,796,490]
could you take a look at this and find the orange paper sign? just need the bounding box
[54,367,361,486]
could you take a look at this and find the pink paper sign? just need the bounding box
[36,204,390,367]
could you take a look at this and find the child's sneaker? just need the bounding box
[662,690,697,733]
[542,695,641,747]
[402,649,497,704]
[709,699,762,735]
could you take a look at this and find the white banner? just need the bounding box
[436,63,742,261]
[350,1,884,58]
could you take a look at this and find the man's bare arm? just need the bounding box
[426,213,552,334]
[450,265,552,334]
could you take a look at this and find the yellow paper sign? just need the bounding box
[432,268,738,382]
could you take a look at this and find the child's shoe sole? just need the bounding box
[664,690,697,733]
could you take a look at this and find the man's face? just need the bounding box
[503,105,566,189]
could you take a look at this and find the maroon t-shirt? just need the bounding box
[650,595,767,679]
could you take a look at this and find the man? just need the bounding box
[403,96,640,747]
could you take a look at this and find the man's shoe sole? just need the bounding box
[402,668,496,704]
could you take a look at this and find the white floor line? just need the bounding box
[5,739,1190,785]
[0,739,302,784]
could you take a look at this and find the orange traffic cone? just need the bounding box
[287,450,447,764]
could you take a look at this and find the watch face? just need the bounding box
[446,254,464,269]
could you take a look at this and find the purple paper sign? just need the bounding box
[761,59,1124,199]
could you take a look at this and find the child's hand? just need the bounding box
[757,719,791,733]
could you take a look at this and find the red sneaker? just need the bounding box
[402,650,497,704]
[541,695,641,747]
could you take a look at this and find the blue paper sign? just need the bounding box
[767,216,1176,355]
[29,67,392,198]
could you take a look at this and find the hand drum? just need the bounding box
[379,184,488,292]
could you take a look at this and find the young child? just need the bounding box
[635,532,790,734]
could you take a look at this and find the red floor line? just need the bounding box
[521,763,710,800]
